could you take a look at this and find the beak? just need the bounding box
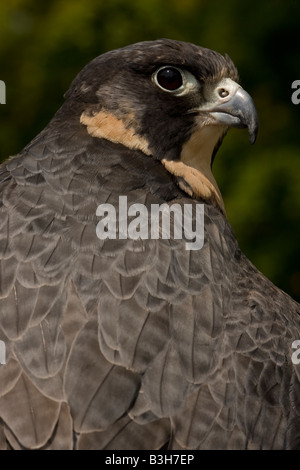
[202,78,259,144]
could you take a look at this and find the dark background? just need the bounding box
[0,0,300,301]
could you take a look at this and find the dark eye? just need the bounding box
[155,67,183,92]
[152,66,199,96]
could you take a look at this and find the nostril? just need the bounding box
[218,88,229,98]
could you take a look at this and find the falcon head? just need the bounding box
[64,39,258,213]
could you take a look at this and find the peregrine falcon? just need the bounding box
[0,39,299,450]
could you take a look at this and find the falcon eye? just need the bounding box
[152,66,199,96]
[155,67,183,91]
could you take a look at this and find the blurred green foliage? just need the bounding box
[0,0,300,300]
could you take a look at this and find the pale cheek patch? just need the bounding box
[162,159,225,214]
[162,124,226,214]
[80,110,151,155]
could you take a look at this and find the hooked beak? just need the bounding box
[202,78,259,144]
